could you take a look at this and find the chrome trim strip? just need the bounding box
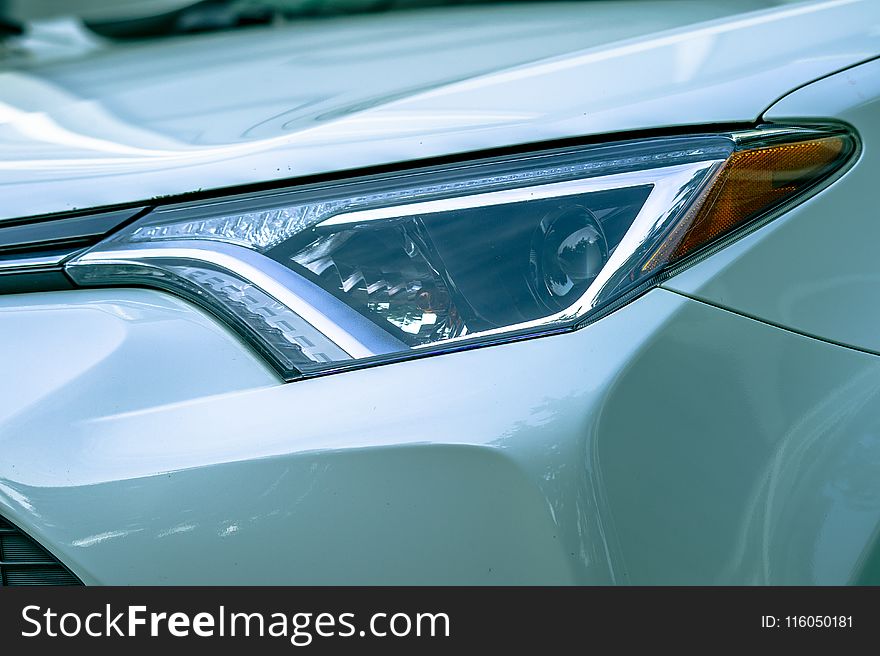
[70,241,408,359]
[0,251,75,272]
[318,166,688,227]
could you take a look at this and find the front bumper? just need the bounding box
[3,285,880,584]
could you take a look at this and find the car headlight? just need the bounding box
[65,125,856,380]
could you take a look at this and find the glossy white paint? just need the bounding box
[1,0,879,220]
[4,286,880,584]
[664,58,880,353]
[0,290,278,427]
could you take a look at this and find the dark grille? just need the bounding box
[0,515,82,586]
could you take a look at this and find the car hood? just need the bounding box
[0,0,878,221]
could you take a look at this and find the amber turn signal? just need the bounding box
[644,134,853,271]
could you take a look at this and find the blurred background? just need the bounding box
[1,0,558,38]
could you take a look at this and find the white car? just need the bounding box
[1,0,880,585]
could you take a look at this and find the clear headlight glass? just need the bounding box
[65,126,855,379]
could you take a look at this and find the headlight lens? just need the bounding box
[65,126,855,379]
